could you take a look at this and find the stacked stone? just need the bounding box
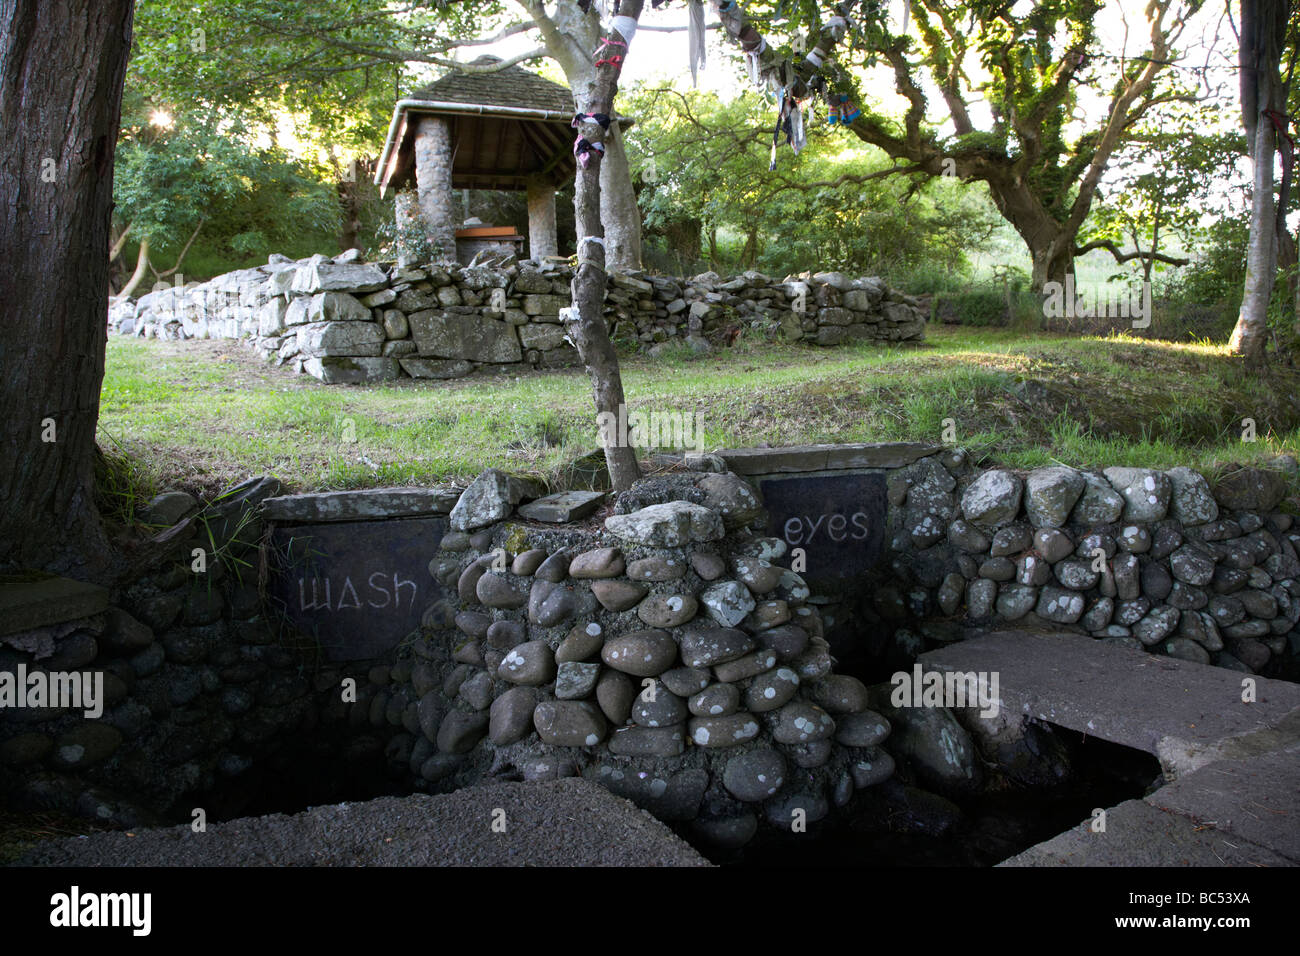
[880,455,1300,672]
[107,254,928,384]
[0,477,324,826]
[357,466,896,847]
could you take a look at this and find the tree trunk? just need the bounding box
[1229,0,1288,362]
[534,0,643,272]
[0,0,134,578]
[563,3,643,492]
[986,176,1076,291]
[600,122,643,271]
[117,237,151,300]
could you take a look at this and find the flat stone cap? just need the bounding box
[261,487,461,523]
[717,442,941,475]
[0,575,109,637]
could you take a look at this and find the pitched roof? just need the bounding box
[411,55,574,115]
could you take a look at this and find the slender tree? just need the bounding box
[1228,0,1293,361]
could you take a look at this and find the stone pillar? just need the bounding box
[413,114,458,262]
[393,188,423,267]
[526,175,559,260]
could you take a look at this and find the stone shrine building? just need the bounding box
[375,56,601,263]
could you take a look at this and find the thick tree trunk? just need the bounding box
[986,176,1076,291]
[0,0,134,577]
[564,3,643,492]
[1229,0,1288,362]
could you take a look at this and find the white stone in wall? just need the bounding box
[307,291,370,323]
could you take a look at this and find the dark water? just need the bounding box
[706,731,1161,868]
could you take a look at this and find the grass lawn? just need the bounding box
[98,327,1300,510]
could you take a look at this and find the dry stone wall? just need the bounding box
[837,450,1300,675]
[4,447,1296,848]
[106,252,928,384]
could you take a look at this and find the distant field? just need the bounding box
[97,327,1300,515]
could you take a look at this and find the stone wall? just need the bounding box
[782,448,1300,675]
[106,252,928,384]
[4,448,1296,849]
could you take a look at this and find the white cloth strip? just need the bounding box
[611,15,638,46]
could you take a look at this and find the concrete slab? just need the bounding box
[717,441,941,475]
[0,577,110,637]
[15,779,710,867]
[1145,740,1300,864]
[920,629,1300,777]
[262,487,461,523]
[998,798,1295,867]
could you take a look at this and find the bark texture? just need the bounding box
[562,1,645,491]
[1229,0,1290,361]
[0,0,134,577]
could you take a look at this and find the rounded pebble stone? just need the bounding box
[771,702,835,744]
[660,666,712,697]
[485,620,525,650]
[556,622,605,663]
[488,686,538,745]
[689,552,726,580]
[722,747,787,802]
[533,700,608,746]
[511,549,548,576]
[850,748,895,787]
[713,648,777,683]
[835,710,891,746]
[568,547,625,579]
[596,669,635,724]
[636,593,699,628]
[688,713,761,748]
[688,683,740,717]
[809,674,870,713]
[753,624,809,661]
[626,556,686,581]
[589,579,648,612]
[632,688,688,727]
[436,710,488,754]
[497,641,555,686]
[601,629,678,676]
[744,667,801,712]
[679,627,754,668]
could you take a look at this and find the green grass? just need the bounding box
[98,328,1300,503]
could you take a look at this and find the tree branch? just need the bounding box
[1074,238,1188,266]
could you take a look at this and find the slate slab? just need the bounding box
[262,487,461,523]
[759,472,888,589]
[517,490,607,523]
[266,516,447,660]
[0,576,110,637]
